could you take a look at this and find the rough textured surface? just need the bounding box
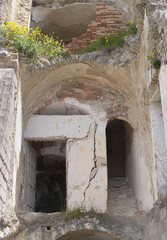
[24,115,94,139]
[107,178,138,216]
[69,2,128,50]
[0,0,167,240]
[10,212,146,240]
[144,198,167,240]
[31,3,96,41]
[0,0,31,26]
[0,69,20,238]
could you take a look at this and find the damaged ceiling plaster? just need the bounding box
[31,3,96,41]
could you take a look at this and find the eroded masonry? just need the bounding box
[0,0,167,240]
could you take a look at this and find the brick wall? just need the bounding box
[0,69,17,222]
[68,2,128,50]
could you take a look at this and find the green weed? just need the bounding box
[63,206,103,222]
[73,22,138,54]
[147,49,161,70]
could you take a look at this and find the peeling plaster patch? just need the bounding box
[57,80,102,101]
[79,147,85,152]
[31,4,96,41]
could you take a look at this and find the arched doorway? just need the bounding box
[106,119,126,178]
[106,119,137,215]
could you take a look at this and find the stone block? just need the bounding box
[24,115,95,140]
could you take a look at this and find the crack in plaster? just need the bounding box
[82,123,98,205]
[66,120,95,143]
[64,101,68,115]
[156,153,167,183]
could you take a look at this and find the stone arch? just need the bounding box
[57,229,114,240]
[19,60,141,215]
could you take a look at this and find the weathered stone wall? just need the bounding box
[69,2,128,50]
[0,0,31,27]
[151,102,167,198]
[0,0,10,25]
[9,212,146,240]
[32,0,140,19]
[0,0,167,239]
[144,198,167,240]
[0,68,20,238]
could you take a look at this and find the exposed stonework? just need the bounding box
[0,68,20,238]
[69,2,128,50]
[8,212,146,240]
[0,0,31,27]
[144,197,167,240]
[0,0,167,240]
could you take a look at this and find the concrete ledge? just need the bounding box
[24,115,94,140]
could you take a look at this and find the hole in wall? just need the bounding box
[24,140,66,213]
[46,226,51,231]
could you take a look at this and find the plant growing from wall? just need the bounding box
[147,49,161,70]
[0,21,69,63]
[74,22,138,54]
[63,206,103,222]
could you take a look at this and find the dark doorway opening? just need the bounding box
[33,141,66,213]
[106,119,126,178]
[106,119,137,215]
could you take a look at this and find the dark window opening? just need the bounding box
[32,141,66,213]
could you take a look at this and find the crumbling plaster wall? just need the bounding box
[143,1,167,200]
[32,0,141,20]
[23,114,106,211]
[0,67,21,238]
[16,54,158,214]
[0,0,141,28]
[1,0,167,239]
[143,197,167,240]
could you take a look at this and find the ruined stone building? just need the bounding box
[0,0,167,239]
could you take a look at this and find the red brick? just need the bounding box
[68,2,128,51]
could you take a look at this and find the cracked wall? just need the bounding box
[1,1,167,239]
[23,114,108,211]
